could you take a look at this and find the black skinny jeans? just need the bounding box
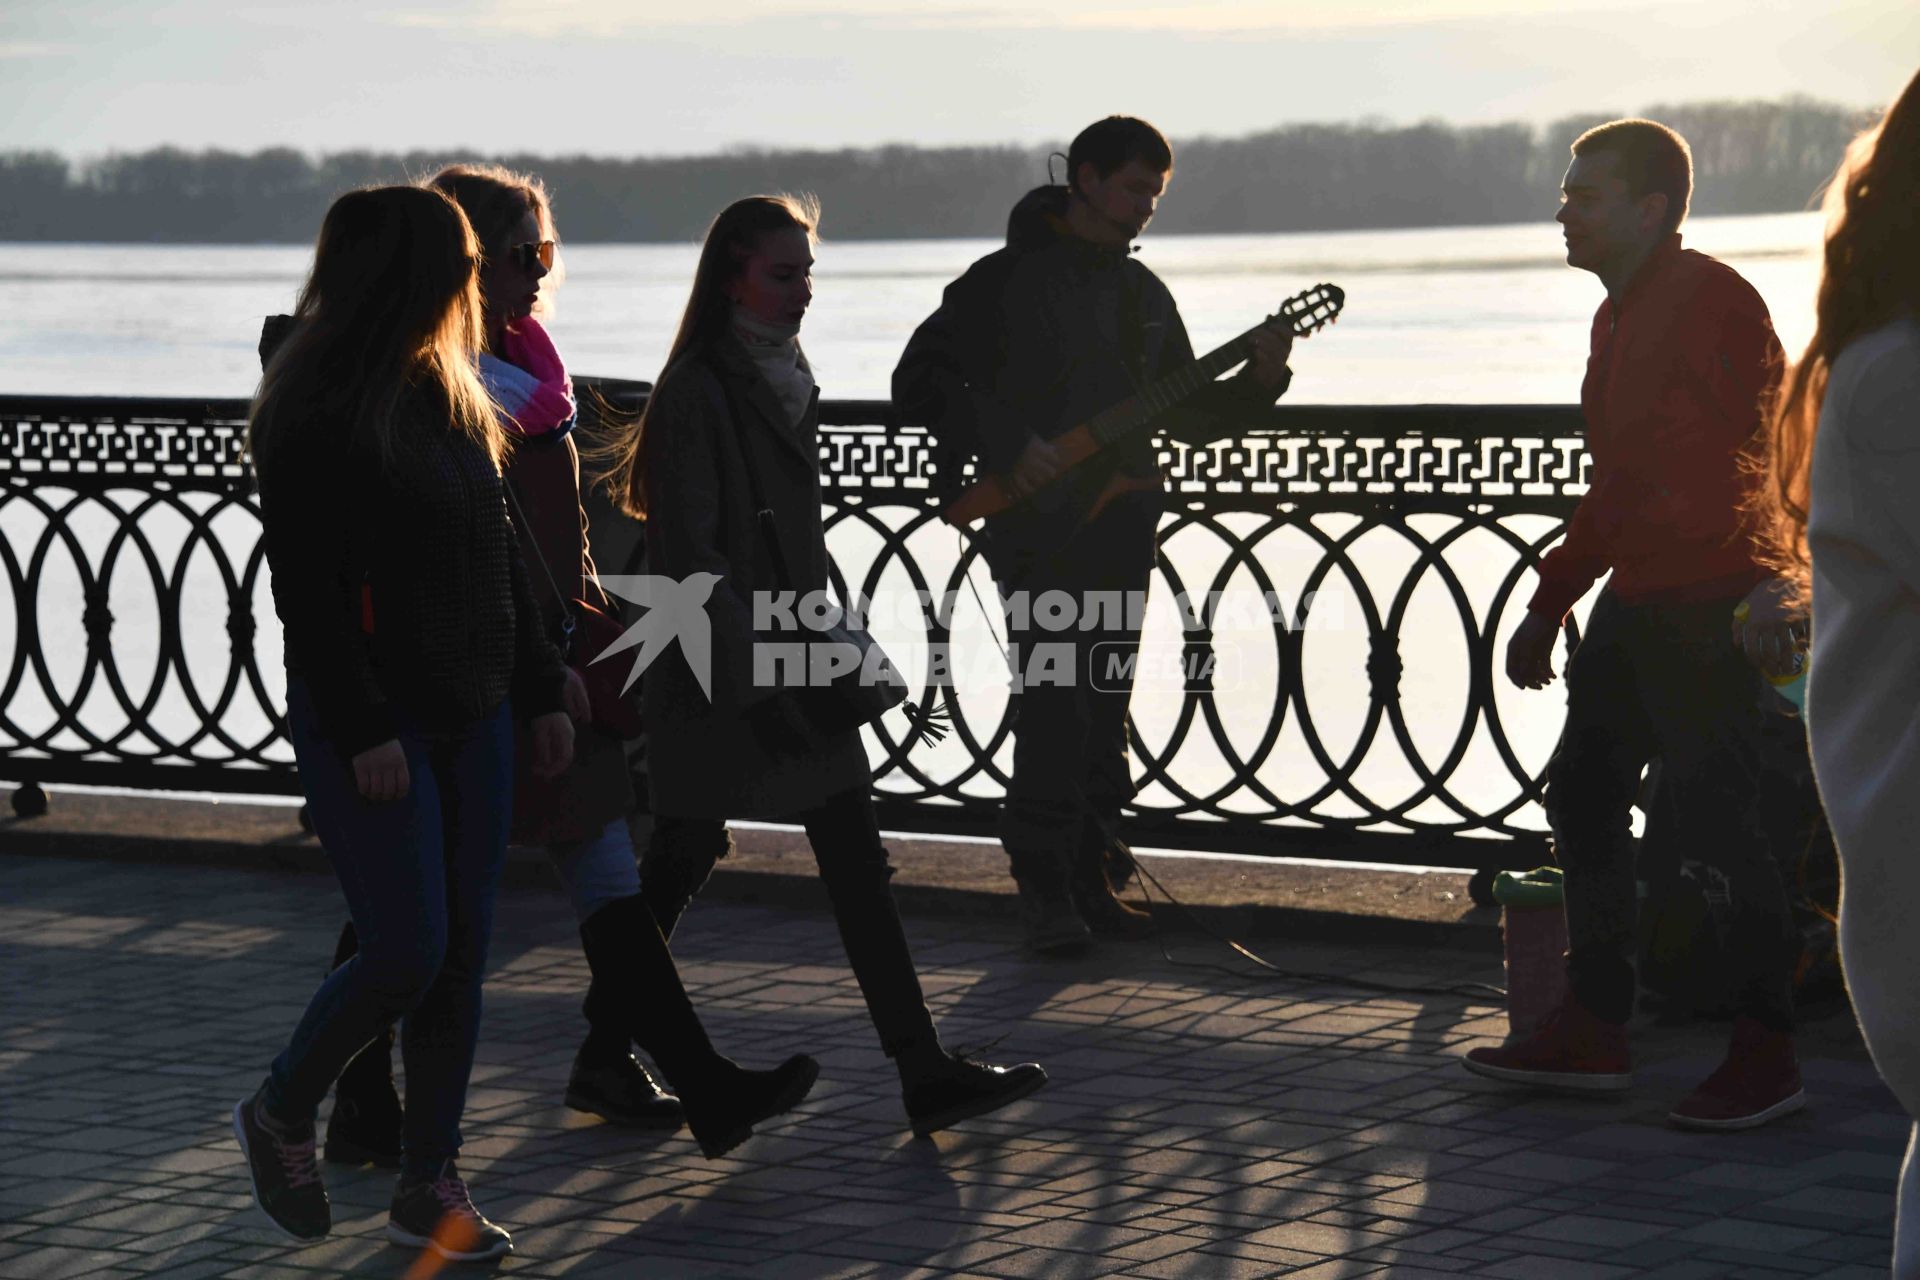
[643,787,936,1056]
[1545,590,1798,1030]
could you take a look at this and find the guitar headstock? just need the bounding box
[1273,282,1345,337]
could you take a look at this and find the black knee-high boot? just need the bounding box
[637,818,733,941]
[567,897,686,1130]
[322,920,403,1167]
[576,895,820,1157]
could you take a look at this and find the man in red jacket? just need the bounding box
[1462,119,1806,1130]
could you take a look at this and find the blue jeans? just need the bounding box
[265,679,514,1176]
[547,818,641,923]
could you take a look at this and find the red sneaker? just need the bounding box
[1668,1017,1806,1131]
[1462,996,1632,1093]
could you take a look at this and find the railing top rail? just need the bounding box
[0,390,1586,429]
[2,391,1593,517]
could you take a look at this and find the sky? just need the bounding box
[1,0,1914,158]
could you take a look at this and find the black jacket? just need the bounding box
[893,185,1290,487]
[255,317,566,755]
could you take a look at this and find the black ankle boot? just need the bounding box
[572,916,685,1130]
[322,921,402,1168]
[579,894,817,1156]
[899,1044,1048,1139]
[563,1040,684,1130]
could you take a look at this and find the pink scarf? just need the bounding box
[481,317,577,437]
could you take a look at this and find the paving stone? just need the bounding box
[1365,1227,1482,1254]
[0,1244,141,1279]
[0,851,1900,1278]
[1753,1185,1897,1220]
[1120,1250,1326,1278]
[1478,1256,1638,1279]
[1514,1213,1674,1249]
[1695,1250,1848,1275]
[1674,1219,1832,1253]
[1240,1219,1399,1256]
[1252,1261,1382,1279]
[970,1244,1132,1278]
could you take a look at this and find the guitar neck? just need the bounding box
[1087,326,1260,449]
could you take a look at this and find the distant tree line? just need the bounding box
[0,97,1877,244]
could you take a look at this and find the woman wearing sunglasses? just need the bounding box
[602,194,1048,1139]
[313,165,819,1182]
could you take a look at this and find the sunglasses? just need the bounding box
[503,240,555,271]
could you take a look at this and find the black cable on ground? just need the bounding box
[1123,855,1509,1004]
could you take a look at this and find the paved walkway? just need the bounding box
[0,852,1903,1278]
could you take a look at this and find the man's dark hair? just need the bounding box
[1571,118,1694,236]
[1066,116,1173,192]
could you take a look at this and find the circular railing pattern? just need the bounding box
[1,394,1587,862]
[0,401,288,794]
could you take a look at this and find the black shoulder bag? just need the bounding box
[726,394,949,749]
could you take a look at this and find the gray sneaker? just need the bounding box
[387,1161,512,1262]
[1018,884,1091,956]
[232,1088,330,1243]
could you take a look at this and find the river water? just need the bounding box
[0,212,1821,403]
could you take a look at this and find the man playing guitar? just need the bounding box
[894,115,1295,955]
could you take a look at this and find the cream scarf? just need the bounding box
[731,306,815,427]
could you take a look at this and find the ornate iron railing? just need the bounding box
[0,387,1587,868]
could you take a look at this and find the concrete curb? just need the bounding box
[0,787,1503,954]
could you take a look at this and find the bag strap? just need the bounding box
[503,480,576,654]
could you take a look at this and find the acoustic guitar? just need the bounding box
[943,282,1345,582]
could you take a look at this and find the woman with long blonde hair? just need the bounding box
[1755,66,1920,1269]
[235,184,575,1261]
[604,195,1048,1139]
